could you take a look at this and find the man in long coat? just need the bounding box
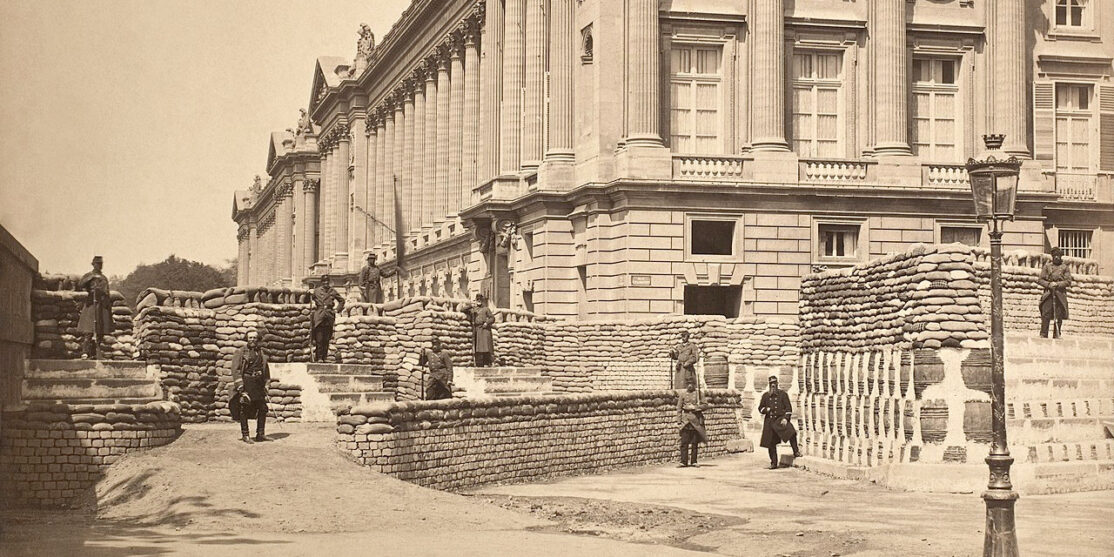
[76,255,114,360]
[678,380,708,467]
[1037,247,1072,339]
[310,275,345,362]
[471,293,495,367]
[358,252,396,303]
[759,375,800,469]
[669,331,699,389]
[419,337,454,400]
[230,329,270,443]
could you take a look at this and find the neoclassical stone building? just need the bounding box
[234,0,1113,319]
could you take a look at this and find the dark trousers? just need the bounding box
[767,434,800,465]
[81,333,104,358]
[426,379,452,400]
[239,404,267,437]
[1039,317,1063,338]
[680,426,700,465]
[312,324,334,362]
[475,352,492,367]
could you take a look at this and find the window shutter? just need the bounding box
[1033,81,1056,162]
[1099,85,1114,172]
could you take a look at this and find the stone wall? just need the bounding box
[0,225,36,408]
[31,275,136,360]
[0,401,181,508]
[335,390,742,490]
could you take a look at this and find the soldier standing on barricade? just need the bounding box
[76,255,114,360]
[419,337,454,400]
[310,275,345,362]
[358,252,396,303]
[470,293,495,367]
[230,330,270,443]
[759,375,801,469]
[1037,247,1072,339]
[669,330,699,389]
[677,380,708,467]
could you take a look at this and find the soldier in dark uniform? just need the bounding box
[471,294,495,367]
[419,337,454,400]
[76,255,114,360]
[759,375,800,469]
[1037,247,1072,339]
[669,331,699,389]
[230,330,270,443]
[358,252,396,303]
[310,275,345,362]
[678,380,708,467]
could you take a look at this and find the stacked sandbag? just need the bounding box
[492,321,546,367]
[266,382,303,421]
[724,318,800,368]
[335,390,742,491]
[31,280,136,360]
[134,305,219,422]
[799,244,989,353]
[0,401,181,508]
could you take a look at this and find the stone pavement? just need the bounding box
[478,453,1114,557]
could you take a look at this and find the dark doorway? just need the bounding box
[683,285,742,318]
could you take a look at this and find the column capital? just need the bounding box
[468,1,485,27]
[365,110,379,134]
[463,17,481,47]
[303,178,320,193]
[278,180,295,199]
[435,44,452,70]
[449,30,466,58]
[402,76,420,98]
[412,63,429,84]
[335,121,352,143]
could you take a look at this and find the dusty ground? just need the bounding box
[2,423,1112,556]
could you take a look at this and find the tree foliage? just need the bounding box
[116,255,236,307]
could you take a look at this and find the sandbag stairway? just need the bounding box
[21,359,162,405]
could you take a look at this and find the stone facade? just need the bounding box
[233,0,1113,322]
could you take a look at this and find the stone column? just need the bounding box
[392,95,405,238]
[480,0,502,183]
[751,0,789,151]
[500,0,525,173]
[381,106,396,244]
[374,112,388,247]
[369,115,383,248]
[436,47,452,222]
[994,0,1029,157]
[292,174,305,284]
[277,182,294,285]
[411,69,427,231]
[873,0,911,156]
[422,59,439,228]
[522,0,546,170]
[402,84,416,236]
[350,116,368,268]
[616,0,671,178]
[541,0,575,187]
[449,36,466,217]
[463,21,482,203]
[302,180,318,275]
[237,224,250,285]
[319,145,332,260]
[334,124,351,270]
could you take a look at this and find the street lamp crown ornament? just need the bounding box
[966,134,1021,223]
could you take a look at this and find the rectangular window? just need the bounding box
[690,220,736,256]
[1058,229,1093,259]
[911,58,960,161]
[684,285,742,318]
[1055,84,1094,173]
[817,223,860,260]
[791,51,843,158]
[940,226,981,246]
[670,45,723,154]
[1055,0,1087,27]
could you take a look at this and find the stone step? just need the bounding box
[313,374,385,393]
[304,363,383,376]
[1004,335,1114,361]
[55,397,161,405]
[25,359,151,379]
[327,392,394,406]
[464,366,544,379]
[22,377,161,402]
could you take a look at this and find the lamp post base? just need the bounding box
[983,489,1020,557]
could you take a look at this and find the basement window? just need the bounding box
[690,219,736,256]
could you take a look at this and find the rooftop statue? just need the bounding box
[296,108,310,136]
[250,175,263,195]
[357,24,375,60]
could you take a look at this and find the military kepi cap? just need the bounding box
[92,255,103,264]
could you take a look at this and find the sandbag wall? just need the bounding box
[0,401,181,508]
[336,390,742,490]
[134,304,220,422]
[31,275,135,360]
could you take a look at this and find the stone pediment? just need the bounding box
[308,56,351,114]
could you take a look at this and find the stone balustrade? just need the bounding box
[923,163,969,189]
[672,154,746,181]
[800,159,872,185]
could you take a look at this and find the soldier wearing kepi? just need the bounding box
[470,293,495,367]
[230,330,270,443]
[358,252,396,303]
[419,337,454,400]
[677,380,708,467]
[1037,247,1072,339]
[310,275,345,362]
[669,331,700,389]
[759,375,801,469]
[76,255,114,360]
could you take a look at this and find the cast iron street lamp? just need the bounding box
[966,134,1021,557]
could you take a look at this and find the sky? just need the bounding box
[0,0,409,276]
